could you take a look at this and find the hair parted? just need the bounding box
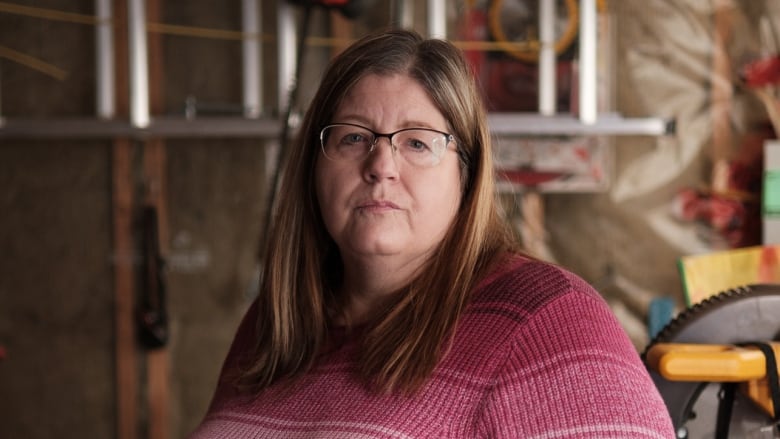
[242,28,516,394]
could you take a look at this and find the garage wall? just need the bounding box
[1,1,776,438]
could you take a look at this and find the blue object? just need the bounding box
[648,297,676,339]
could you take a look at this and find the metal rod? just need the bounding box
[0,114,674,139]
[277,0,296,113]
[488,112,674,136]
[128,0,149,128]
[96,0,114,119]
[401,0,414,29]
[0,64,3,125]
[390,0,409,28]
[242,0,261,118]
[0,117,281,139]
[427,0,446,39]
[539,0,556,116]
[263,4,314,250]
[578,0,597,124]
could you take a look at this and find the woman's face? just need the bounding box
[315,73,463,275]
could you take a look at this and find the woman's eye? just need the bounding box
[405,138,429,151]
[343,133,367,144]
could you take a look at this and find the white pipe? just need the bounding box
[427,0,446,39]
[96,0,115,119]
[393,0,413,29]
[277,0,296,113]
[538,0,556,116]
[0,67,4,124]
[128,0,149,128]
[402,0,414,29]
[578,0,597,124]
[242,0,261,118]
[487,113,672,136]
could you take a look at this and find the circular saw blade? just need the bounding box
[642,284,780,438]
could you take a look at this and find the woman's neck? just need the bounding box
[337,253,426,324]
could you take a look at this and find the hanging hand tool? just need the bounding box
[137,205,169,349]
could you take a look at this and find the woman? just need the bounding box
[190,29,674,438]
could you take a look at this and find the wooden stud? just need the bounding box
[113,137,137,439]
[143,139,170,439]
[144,0,170,437]
[111,0,138,438]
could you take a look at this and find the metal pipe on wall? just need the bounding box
[427,0,446,39]
[578,0,597,124]
[242,0,261,118]
[538,0,556,116]
[128,0,149,128]
[391,0,413,29]
[277,0,296,114]
[96,0,115,119]
[0,66,3,124]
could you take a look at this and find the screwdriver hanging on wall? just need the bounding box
[137,206,169,349]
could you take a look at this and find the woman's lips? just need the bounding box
[357,200,399,211]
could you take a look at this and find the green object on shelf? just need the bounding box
[765,169,780,216]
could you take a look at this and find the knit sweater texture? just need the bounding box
[189,256,674,438]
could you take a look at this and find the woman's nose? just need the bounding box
[363,137,400,181]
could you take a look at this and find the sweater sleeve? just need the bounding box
[476,287,674,438]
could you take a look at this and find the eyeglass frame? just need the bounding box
[318,122,458,167]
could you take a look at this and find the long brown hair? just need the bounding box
[243,29,516,394]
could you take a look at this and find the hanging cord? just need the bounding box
[741,342,780,435]
[715,381,737,439]
[716,341,780,437]
[260,3,314,259]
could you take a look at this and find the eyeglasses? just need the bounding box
[319,123,456,168]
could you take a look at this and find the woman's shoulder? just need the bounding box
[461,254,675,437]
[456,252,643,379]
[470,252,602,317]
[452,253,607,361]
[442,254,616,382]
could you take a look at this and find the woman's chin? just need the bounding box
[349,241,403,258]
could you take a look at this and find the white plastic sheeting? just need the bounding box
[547,0,778,326]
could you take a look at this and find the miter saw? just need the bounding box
[642,284,780,438]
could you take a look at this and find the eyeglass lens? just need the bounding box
[321,124,450,167]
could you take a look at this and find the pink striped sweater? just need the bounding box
[189,256,674,438]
